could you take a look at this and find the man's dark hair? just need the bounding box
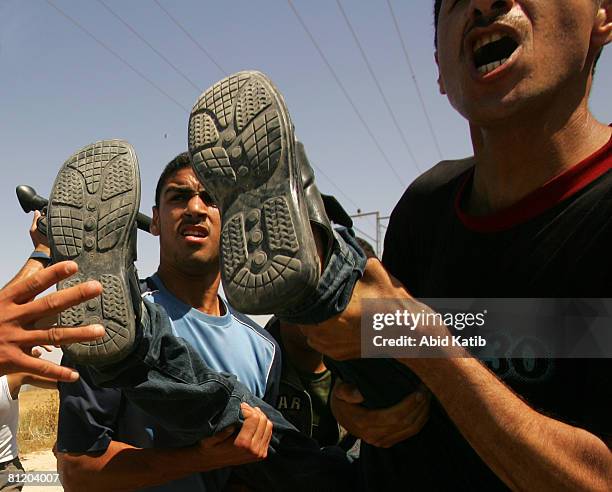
[434,0,442,47]
[355,237,377,259]
[154,152,191,208]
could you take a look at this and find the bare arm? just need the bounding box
[303,260,612,491]
[58,403,273,492]
[401,356,612,492]
[58,440,214,492]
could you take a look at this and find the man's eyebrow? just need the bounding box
[163,185,194,194]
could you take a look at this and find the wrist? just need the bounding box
[34,244,51,255]
[29,250,52,265]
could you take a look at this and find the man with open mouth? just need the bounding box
[299,0,612,490]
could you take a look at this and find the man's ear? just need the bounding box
[150,207,160,236]
[435,51,447,95]
[592,0,612,47]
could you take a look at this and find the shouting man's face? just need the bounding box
[435,0,611,125]
[151,166,222,275]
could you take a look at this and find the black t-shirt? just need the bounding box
[368,135,612,490]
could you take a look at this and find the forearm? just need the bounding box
[58,441,205,492]
[401,357,612,491]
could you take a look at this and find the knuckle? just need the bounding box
[48,327,61,346]
[27,276,44,295]
[44,294,60,312]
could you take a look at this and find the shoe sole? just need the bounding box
[188,71,319,314]
[48,140,140,366]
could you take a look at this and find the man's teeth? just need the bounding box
[183,231,205,237]
[473,32,503,52]
[478,58,508,75]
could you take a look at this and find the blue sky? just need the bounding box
[1,0,611,286]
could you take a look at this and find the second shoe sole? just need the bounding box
[48,140,139,366]
[188,71,319,314]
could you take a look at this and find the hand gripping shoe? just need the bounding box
[188,71,320,314]
[47,140,141,366]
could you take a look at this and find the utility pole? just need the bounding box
[350,210,390,257]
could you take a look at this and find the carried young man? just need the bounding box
[52,151,280,491]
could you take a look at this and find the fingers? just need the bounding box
[374,397,431,448]
[364,391,431,448]
[236,403,270,459]
[333,381,364,404]
[331,394,370,436]
[30,211,41,232]
[18,324,105,347]
[251,407,271,458]
[261,417,273,458]
[332,388,431,447]
[4,261,78,304]
[31,345,54,357]
[23,374,60,389]
[10,352,79,382]
[18,280,103,323]
[236,402,258,444]
[31,347,44,358]
[385,389,429,419]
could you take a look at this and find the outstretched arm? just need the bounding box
[400,356,612,492]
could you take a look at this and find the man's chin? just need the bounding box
[461,94,540,129]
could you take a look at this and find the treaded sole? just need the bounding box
[48,140,140,366]
[188,71,319,314]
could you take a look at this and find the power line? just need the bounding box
[386,0,444,161]
[309,161,359,211]
[287,0,406,187]
[152,0,228,77]
[336,0,419,172]
[96,0,202,93]
[352,224,377,244]
[45,0,189,112]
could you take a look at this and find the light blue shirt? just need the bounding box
[145,274,276,400]
[128,275,277,491]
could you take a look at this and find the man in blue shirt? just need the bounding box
[55,153,280,492]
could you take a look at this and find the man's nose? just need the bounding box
[469,0,513,25]
[185,194,208,216]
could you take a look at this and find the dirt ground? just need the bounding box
[20,450,62,491]
[18,388,63,490]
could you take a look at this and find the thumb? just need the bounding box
[334,381,364,404]
[240,402,255,418]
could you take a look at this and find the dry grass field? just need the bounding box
[17,388,59,455]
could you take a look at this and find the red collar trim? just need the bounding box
[455,132,612,233]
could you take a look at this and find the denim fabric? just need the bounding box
[279,227,367,324]
[90,301,358,492]
[274,226,420,408]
